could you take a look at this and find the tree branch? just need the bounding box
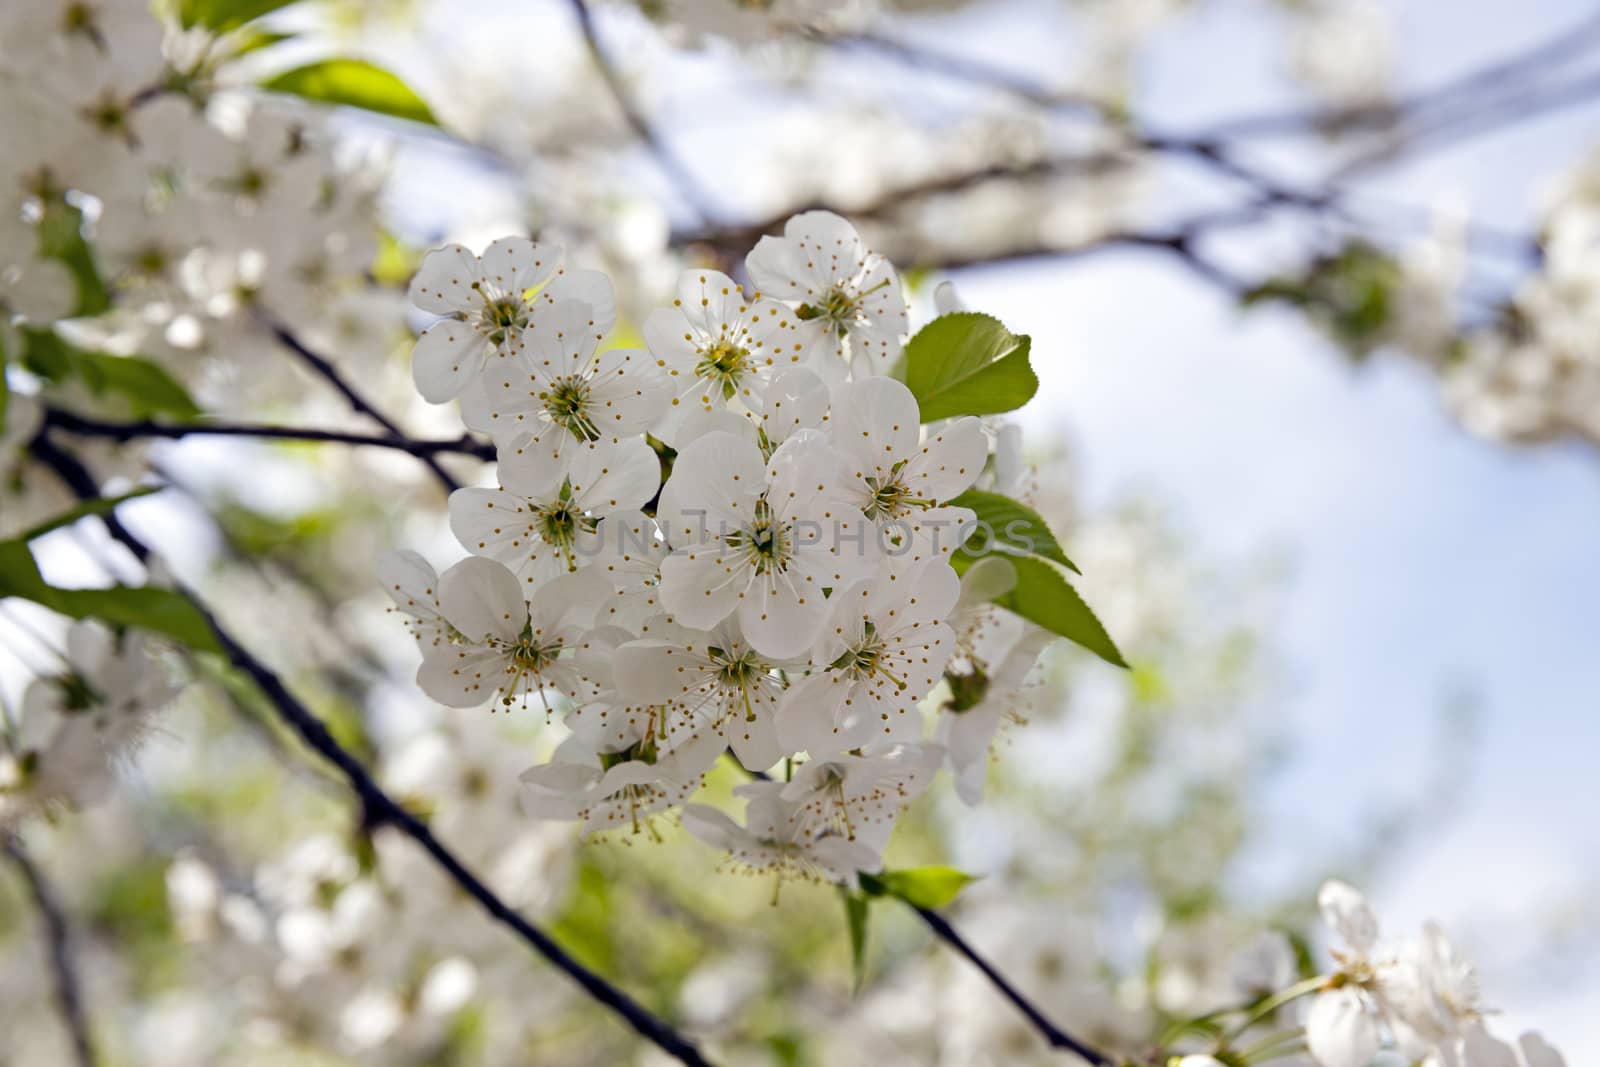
[563,0,720,224]
[737,765,1111,1063]
[42,406,495,462]
[913,904,1113,1065]
[258,311,463,494]
[4,838,98,1067]
[27,435,718,1067]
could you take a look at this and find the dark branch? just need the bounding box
[258,311,463,494]
[912,904,1113,1065]
[28,436,717,1067]
[42,406,496,462]
[4,838,98,1067]
[564,0,720,223]
[1200,7,1600,139]
[737,764,1111,1063]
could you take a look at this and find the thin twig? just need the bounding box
[1200,8,1600,140]
[738,765,1111,1063]
[257,311,463,494]
[42,406,495,462]
[4,838,98,1067]
[563,0,720,223]
[913,904,1113,1065]
[27,434,717,1067]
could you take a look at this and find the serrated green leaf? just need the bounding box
[995,556,1126,668]
[22,329,199,420]
[840,888,870,993]
[903,312,1038,422]
[261,60,438,126]
[858,866,978,910]
[179,0,299,31]
[17,488,162,542]
[949,488,1078,573]
[0,539,219,653]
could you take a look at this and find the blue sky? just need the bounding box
[944,0,1600,1052]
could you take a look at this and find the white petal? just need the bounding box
[738,576,826,660]
[437,556,526,642]
[1517,1033,1567,1067]
[775,671,857,756]
[1306,989,1381,1067]
[417,646,504,708]
[905,415,988,502]
[655,432,764,546]
[540,269,616,333]
[680,803,746,852]
[1318,880,1381,953]
[479,236,556,295]
[569,437,660,514]
[830,376,920,475]
[408,243,480,315]
[413,320,487,403]
[658,545,745,630]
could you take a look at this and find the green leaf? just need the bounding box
[261,60,439,126]
[1,345,10,437]
[231,28,297,55]
[36,200,110,318]
[0,540,219,653]
[858,866,978,910]
[179,0,299,31]
[840,888,870,993]
[903,312,1038,422]
[948,488,1078,573]
[17,488,161,542]
[993,556,1126,668]
[21,329,199,420]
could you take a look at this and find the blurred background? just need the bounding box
[2,0,1598,1063]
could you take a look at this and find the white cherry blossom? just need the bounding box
[828,375,986,566]
[643,268,808,444]
[415,557,606,710]
[776,558,959,755]
[448,436,660,590]
[462,297,667,486]
[682,783,880,889]
[519,732,717,836]
[746,210,909,380]
[655,429,874,659]
[1,620,178,823]
[769,742,941,859]
[612,615,792,772]
[407,237,615,403]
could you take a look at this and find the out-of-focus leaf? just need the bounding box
[858,866,978,910]
[21,328,199,419]
[261,60,439,126]
[231,27,297,55]
[371,230,422,287]
[36,201,110,317]
[1244,241,1401,361]
[840,888,870,993]
[903,312,1038,422]
[992,556,1126,668]
[178,0,298,31]
[0,538,219,653]
[949,488,1079,572]
[17,488,161,541]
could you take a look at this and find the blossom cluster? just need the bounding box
[1300,881,1566,1067]
[0,0,392,540]
[385,211,1050,883]
[0,620,177,822]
